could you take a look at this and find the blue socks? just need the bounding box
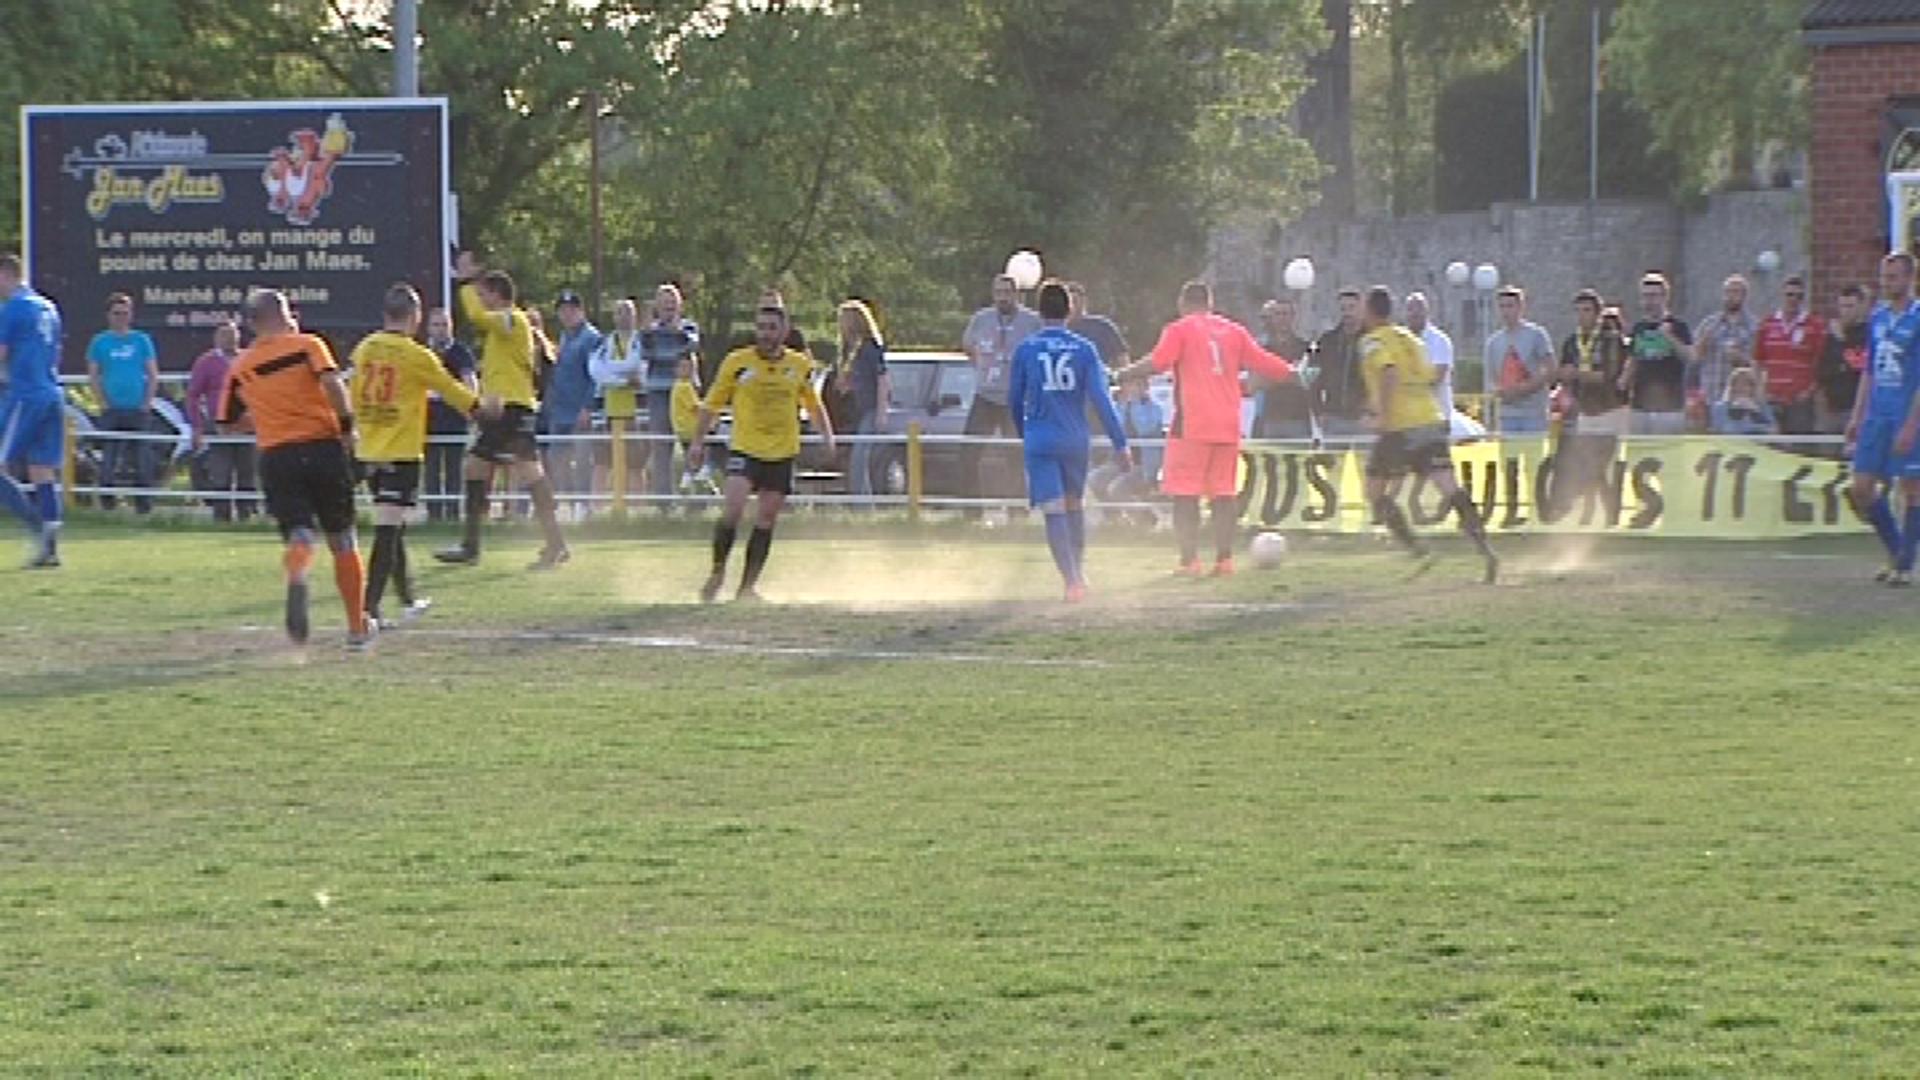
[1902,504,1920,573]
[1043,512,1080,585]
[0,476,39,534]
[35,482,60,534]
[1065,507,1086,564]
[1867,495,1902,565]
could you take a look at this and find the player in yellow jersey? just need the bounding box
[436,250,571,570]
[351,283,502,628]
[1358,285,1499,584]
[688,297,836,602]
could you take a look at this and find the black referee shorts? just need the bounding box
[259,437,358,538]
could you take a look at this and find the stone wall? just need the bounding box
[1210,189,1809,368]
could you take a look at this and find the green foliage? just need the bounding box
[0,0,349,250]
[1352,0,1534,216]
[966,0,1326,333]
[1434,67,1531,212]
[0,0,1328,351]
[1604,0,1808,195]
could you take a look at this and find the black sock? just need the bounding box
[1173,497,1201,563]
[1372,494,1426,556]
[529,476,565,550]
[711,522,738,575]
[741,526,775,592]
[393,527,414,605]
[1448,489,1494,557]
[367,524,400,616]
[462,478,488,552]
[1209,497,1237,562]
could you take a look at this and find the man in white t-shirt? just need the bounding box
[1404,291,1453,418]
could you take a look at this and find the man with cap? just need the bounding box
[543,288,602,516]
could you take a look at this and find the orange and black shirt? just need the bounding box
[217,332,344,450]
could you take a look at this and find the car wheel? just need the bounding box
[871,447,908,496]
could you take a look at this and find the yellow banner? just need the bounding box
[1237,437,1861,538]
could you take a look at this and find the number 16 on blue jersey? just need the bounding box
[1007,326,1128,457]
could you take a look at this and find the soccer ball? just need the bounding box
[1249,531,1288,569]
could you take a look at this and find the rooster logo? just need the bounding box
[262,113,354,225]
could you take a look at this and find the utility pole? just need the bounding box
[589,92,604,316]
[393,0,419,97]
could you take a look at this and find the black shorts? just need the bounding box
[469,404,539,464]
[362,460,422,507]
[1366,424,1452,479]
[259,438,358,538]
[726,451,795,495]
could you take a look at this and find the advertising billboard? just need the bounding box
[23,98,449,372]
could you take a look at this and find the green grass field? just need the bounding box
[3,516,1917,1077]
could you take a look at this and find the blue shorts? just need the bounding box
[1851,415,1920,479]
[1023,448,1088,507]
[0,394,65,468]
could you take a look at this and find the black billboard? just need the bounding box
[24,98,448,372]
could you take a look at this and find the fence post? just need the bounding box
[906,421,923,522]
[609,417,628,520]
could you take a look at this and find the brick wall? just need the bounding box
[1808,40,1920,302]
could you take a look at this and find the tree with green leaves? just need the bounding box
[1351,0,1534,216]
[1604,0,1808,195]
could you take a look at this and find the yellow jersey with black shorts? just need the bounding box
[703,345,825,494]
[457,281,539,463]
[1359,324,1451,479]
[350,330,482,505]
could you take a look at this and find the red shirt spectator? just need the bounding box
[1754,276,1823,413]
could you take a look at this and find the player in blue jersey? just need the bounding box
[0,254,65,568]
[1006,279,1132,602]
[1844,251,1920,586]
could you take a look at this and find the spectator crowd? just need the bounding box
[19,263,1872,521]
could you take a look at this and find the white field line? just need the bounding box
[399,627,1110,668]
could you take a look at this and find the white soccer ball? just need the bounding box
[1249,531,1289,569]
[1004,249,1044,290]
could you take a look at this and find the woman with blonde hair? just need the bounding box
[1710,366,1778,436]
[837,298,891,505]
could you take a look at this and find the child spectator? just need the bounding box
[671,353,716,494]
[1709,367,1778,436]
[1089,370,1165,522]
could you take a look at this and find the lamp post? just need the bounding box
[1444,260,1470,337]
[1471,263,1500,420]
[1752,249,1782,311]
[1472,262,1500,344]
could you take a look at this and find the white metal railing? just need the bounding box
[47,423,1853,519]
